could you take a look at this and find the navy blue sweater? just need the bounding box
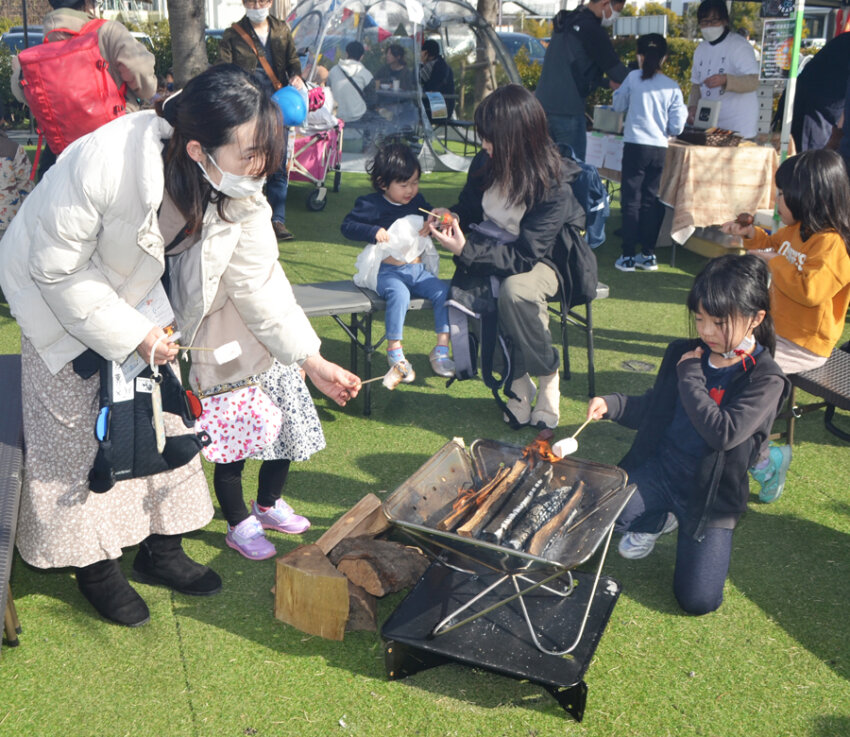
[340,192,432,243]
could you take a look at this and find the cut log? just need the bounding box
[315,493,390,555]
[329,536,429,597]
[274,544,349,641]
[456,459,527,538]
[346,581,377,632]
[527,480,586,557]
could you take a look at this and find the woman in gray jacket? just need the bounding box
[0,65,359,628]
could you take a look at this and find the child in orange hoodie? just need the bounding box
[722,149,850,503]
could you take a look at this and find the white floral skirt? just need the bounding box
[250,360,326,462]
[18,338,213,569]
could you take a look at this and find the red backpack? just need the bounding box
[17,19,127,156]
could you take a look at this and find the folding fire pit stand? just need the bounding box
[380,439,635,721]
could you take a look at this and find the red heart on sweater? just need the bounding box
[709,387,725,405]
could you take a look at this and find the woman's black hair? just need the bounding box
[697,0,730,26]
[637,33,667,80]
[366,141,420,191]
[474,84,562,209]
[156,64,285,233]
[774,149,850,255]
[687,253,776,356]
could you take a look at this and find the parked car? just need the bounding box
[496,31,546,66]
[1,25,153,53]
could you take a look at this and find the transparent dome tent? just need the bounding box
[289,0,521,172]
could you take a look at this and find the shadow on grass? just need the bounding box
[602,504,850,682]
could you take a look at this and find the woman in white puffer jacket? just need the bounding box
[0,65,359,627]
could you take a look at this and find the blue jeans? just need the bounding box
[375,263,449,341]
[267,128,289,225]
[616,447,734,615]
[546,113,588,161]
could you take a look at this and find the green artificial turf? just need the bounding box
[1,169,849,737]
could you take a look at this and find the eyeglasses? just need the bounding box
[698,17,725,27]
[244,0,272,7]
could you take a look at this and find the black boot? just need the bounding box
[132,534,222,596]
[75,558,150,627]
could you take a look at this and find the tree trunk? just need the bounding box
[475,0,499,105]
[167,0,208,87]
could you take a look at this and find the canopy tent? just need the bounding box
[289,0,522,171]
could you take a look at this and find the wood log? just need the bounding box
[527,480,586,557]
[329,536,429,597]
[274,544,349,641]
[346,581,377,632]
[456,459,527,538]
[315,493,390,555]
[436,464,513,532]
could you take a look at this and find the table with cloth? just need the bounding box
[657,141,780,246]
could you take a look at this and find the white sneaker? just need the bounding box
[618,513,678,560]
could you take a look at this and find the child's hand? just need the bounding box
[375,228,390,243]
[678,346,703,364]
[587,397,608,421]
[429,217,465,255]
[720,219,755,240]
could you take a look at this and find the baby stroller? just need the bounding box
[287,112,344,212]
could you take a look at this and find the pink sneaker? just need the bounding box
[251,499,311,534]
[226,516,276,560]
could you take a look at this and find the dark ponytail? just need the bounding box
[637,34,667,80]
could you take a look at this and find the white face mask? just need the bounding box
[701,25,725,42]
[197,152,266,199]
[601,8,620,27]
[721,333,755,358]
[246,7,270,24]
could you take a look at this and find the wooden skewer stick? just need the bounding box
[358,375,388,386]
[571,418,593,438]
[176,345,217,352]
[418,207,440,218]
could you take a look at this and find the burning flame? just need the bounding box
[522,429,559,466]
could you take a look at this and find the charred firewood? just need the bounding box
[479,463,553,545]
[456,459,528,538]
[527,480,586,557]
[503,484,575,551]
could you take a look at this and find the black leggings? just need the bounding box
[213,458,291,528]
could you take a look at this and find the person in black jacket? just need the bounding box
[429,85,596,430]
[420,39,455,120]
[535,0,629,159]
[586,254,790,615]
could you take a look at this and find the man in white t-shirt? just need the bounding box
[328,41,375,123]
[689,0,759,138]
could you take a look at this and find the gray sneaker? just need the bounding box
[429,347,455,378]
[615,255,636,272]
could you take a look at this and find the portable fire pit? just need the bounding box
[379,437,635,721]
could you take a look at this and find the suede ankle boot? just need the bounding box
[530,371,561,430]
[503,373,537,426]
[132,534,222,596]
[76,558,150,627]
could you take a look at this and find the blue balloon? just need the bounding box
[272,86,307,126]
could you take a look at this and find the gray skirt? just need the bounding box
[18,338,213,569]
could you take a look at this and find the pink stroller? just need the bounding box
[287,119,344,212]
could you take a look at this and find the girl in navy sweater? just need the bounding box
[588,254,789,614]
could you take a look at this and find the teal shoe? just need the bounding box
[750,444,792,503]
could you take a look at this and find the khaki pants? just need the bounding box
[497,261,560,378]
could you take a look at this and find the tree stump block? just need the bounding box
[274,544,349,641]
[329,536,429,597]
[346,582,377,632]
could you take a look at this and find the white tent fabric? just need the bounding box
[290,0,522,171]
